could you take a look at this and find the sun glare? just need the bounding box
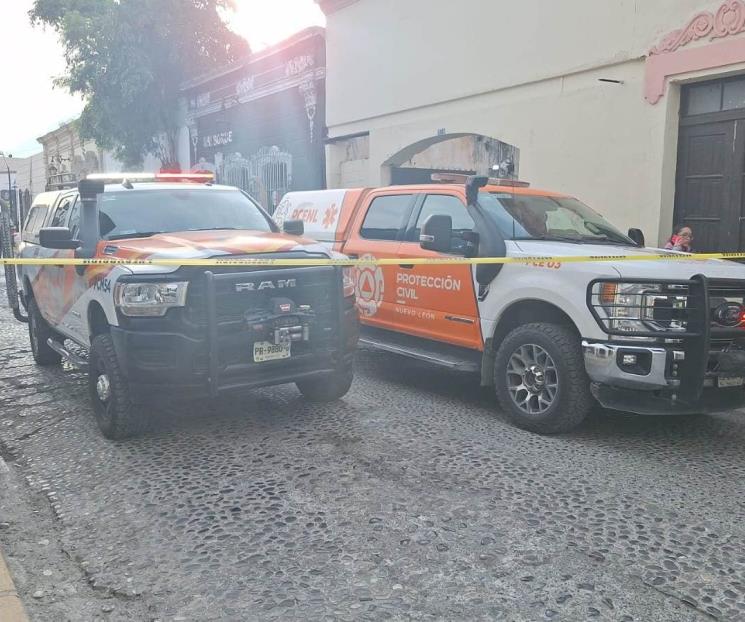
[225,0,326,50]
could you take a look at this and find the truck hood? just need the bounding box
[514,241,745,281]
[100,230,333,275]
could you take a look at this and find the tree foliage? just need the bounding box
[31,0,249,168]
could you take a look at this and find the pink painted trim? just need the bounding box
[646,36,745,104]
[650,0,745,55]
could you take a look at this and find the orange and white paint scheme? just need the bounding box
[274,183,617,353]
[274,181,745,356]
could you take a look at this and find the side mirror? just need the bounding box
[420,214,453,253]
[282,219,304,236]
[628,228,645,247]
[39,227,81,250]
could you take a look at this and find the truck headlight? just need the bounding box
[114,282,188,317]
[591,281,688,335]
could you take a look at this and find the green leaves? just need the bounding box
[31,0,249,168]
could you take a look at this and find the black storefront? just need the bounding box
[183,28,326,213]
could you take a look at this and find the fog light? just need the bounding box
[617,350,652,375]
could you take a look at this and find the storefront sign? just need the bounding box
[203,131,233,149]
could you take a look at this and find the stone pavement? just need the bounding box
[0,277,743,621]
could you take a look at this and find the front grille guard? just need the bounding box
[587,275,745,402]
[204,266,344,397]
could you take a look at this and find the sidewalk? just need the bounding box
[0,549,29,622]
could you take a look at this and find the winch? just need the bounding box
[243,298,315,346]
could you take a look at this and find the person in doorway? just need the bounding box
[665,225,693,252]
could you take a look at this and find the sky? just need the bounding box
[0,0,325,158]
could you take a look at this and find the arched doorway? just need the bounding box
[382,133,519,185]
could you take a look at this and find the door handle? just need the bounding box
[400,264,414,269]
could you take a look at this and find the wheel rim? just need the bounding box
[506,344,559,415]
[96,374,112,402]
[91,358,114,427]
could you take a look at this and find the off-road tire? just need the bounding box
[0,210,19,311]
[296,367,354,402]
[89,334,147,440]
[494,323,593,434]
[27,297,62,366]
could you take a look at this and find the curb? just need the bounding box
[0,548,29,622]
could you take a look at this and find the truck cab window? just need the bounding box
[97,189,272,240]
[23,205,47,243]
[478,192,632,245]
[360,194,413,240]
[410,194,475,253]
[67,197,81,239]
[50,196,74,227]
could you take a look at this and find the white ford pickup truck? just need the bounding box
[275,174,745,433]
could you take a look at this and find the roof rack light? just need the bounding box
[156,172,214,182]
[84,172,215,184]
[430,172,530,188]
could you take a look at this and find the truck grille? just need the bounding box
[185,268,336,327]
[707,280,745,333]
[589,277,745,338]
[183,265,341,370]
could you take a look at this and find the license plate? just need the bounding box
[717,376,745,388]
[253,341,291,363]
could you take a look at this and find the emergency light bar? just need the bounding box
[84,172,215,184]
[430,172,530,188]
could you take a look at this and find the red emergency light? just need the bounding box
[86,171,215,184]
[155,172,214,182]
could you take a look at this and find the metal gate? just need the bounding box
[218,147,293,214]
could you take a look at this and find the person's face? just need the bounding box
[678,228,693,243]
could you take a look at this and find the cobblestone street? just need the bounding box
[0,278,744,622]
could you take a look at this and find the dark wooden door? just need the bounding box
[675,120,745,252]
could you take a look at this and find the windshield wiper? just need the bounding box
[580,235,632,246]
[583,222,634,245]
[106,231,162,241]
[186,227,240,232]
[527,234,585,244]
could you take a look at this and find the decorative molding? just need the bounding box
[186,68,326,124]
[181,27,325,92]
[299,76,318,143]
[645,36,745,103]
[650,0,745,55]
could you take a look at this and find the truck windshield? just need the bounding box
[98,189,275,240]
[478,192,633,245]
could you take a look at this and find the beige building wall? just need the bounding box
[321,0,744,245]
[38,120,162,191]
[13,153,46,198]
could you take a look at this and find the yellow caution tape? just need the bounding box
[0,253,745,267]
